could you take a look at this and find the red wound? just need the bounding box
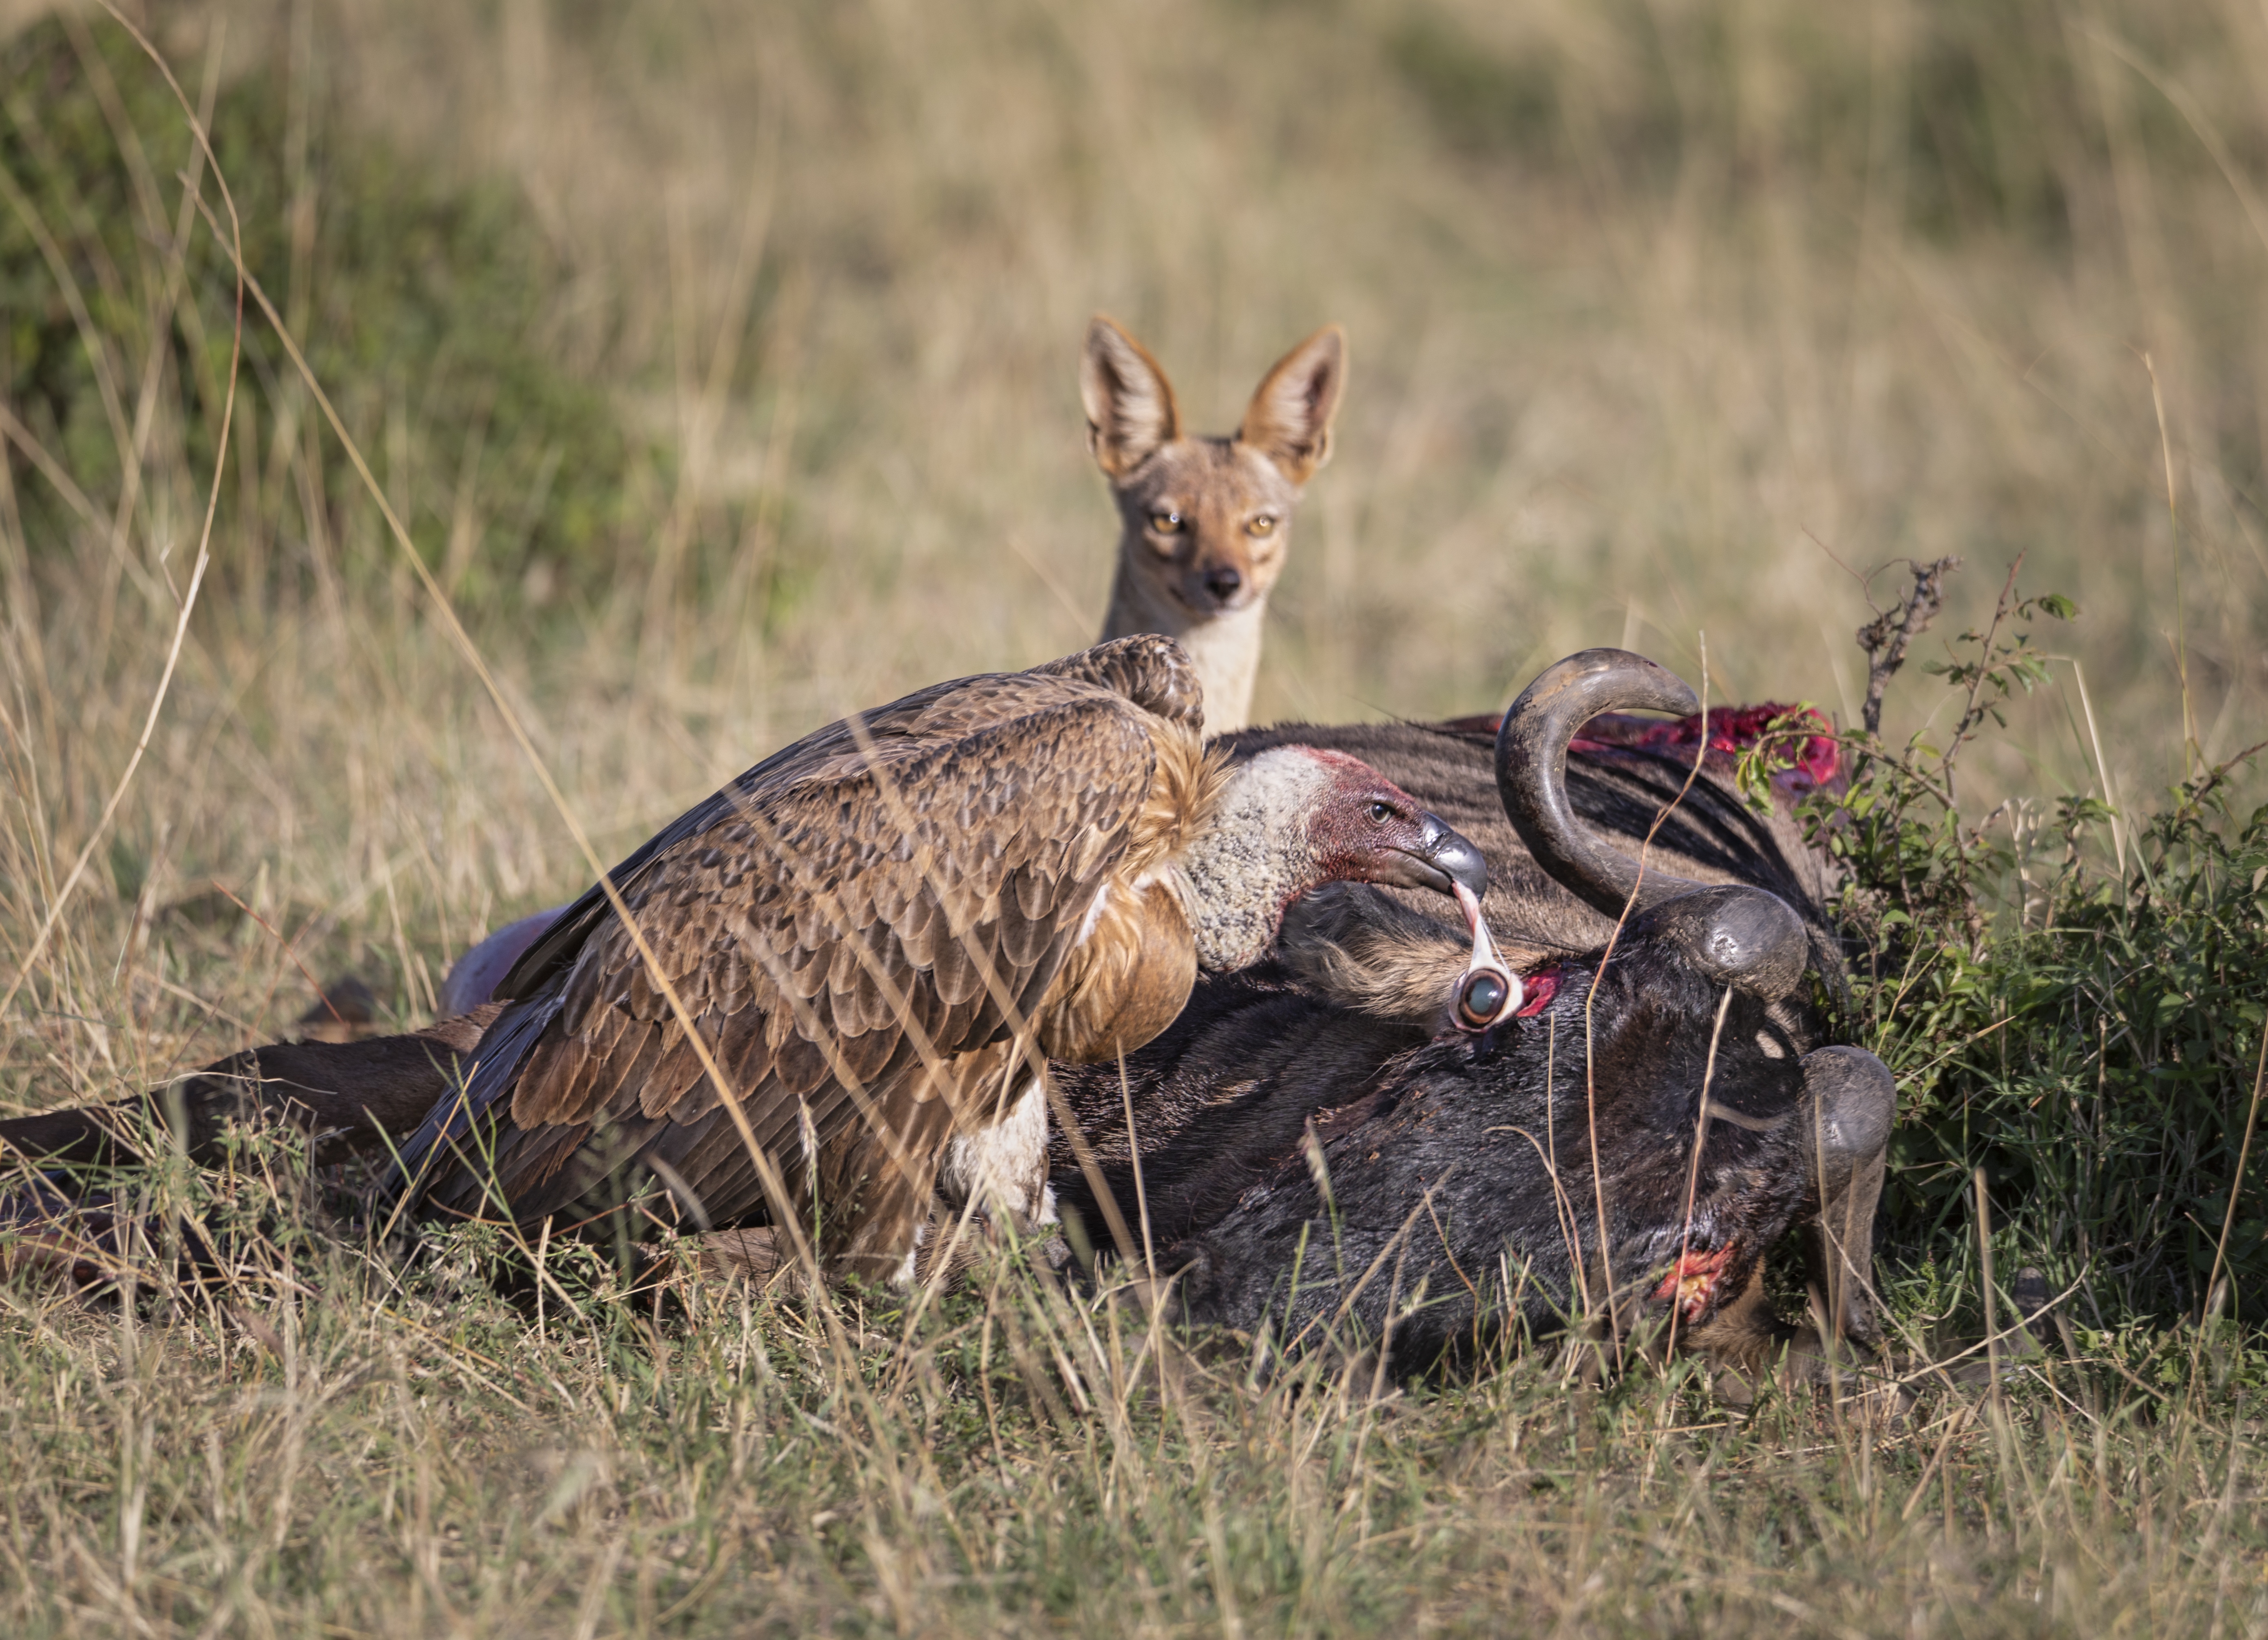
[1652,1245,1735,1321]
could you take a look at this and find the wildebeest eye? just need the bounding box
[1456,970,1508,1029]
[1368,800,1394,823]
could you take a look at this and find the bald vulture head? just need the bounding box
[1184,746,1487,972]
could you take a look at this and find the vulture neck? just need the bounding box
[1179,748,1328,972]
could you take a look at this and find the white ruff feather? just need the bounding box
[1180,747,1330,970]
[938,1074,1052,1224]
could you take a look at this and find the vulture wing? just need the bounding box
[395,639,1205,1269]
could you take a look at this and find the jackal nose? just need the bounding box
[1203,565,1243,602]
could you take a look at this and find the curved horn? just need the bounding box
[1797,1043,1895,1348]
[1495,648,1707,919]
[1799,1045,1896,1176]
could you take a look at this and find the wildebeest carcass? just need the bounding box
[1047,648,1893,1386]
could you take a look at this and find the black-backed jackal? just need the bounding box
[1083,317,1346,732]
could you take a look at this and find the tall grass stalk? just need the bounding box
[4,0,2268,1632]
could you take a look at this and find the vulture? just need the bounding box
[390,636,1486,1282]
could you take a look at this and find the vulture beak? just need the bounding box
[1449,881,1522,1032]
[1374,811,1490,900]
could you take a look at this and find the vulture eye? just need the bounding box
[1247,514,1278,537]
[1455,970,1510,1030]
[1368,800,1395,823]
[1149,510,1183,535]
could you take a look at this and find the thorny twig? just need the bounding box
[1943,555,2026,806]
[2162,740,2268,833]
[1857,555,1959,740]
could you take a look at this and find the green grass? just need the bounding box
[4,0,2268,1632]
[0,15,632,611]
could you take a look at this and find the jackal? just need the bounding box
[1083,317,1346,732]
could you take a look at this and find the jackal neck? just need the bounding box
[1100,566,1267,734]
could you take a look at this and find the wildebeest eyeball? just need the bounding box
[1455,970,1509,1029]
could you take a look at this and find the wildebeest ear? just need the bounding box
[1238,324,1346,485]
[1082,316,1182,478]
[1276,886,1461,1020]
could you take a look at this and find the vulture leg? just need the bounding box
[812,1090,962,1283]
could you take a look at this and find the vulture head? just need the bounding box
[1182,746,1487,973]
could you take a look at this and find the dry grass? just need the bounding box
[0,1209,2263,1638]
[4,0,2268,1632]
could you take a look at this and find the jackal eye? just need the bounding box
[1246,514,1278,538]
[1148,510,1183,535]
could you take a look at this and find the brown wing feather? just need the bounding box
[419,642,1200,1264]
[1027,635,1205,729]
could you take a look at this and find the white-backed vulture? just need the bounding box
[391,636,1485,1280]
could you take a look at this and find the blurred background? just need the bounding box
[3,0,2265,1053]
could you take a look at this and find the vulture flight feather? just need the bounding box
[393,637,1483,1280]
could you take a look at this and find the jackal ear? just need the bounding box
[1238,324,1346,486]
[1082,316,1182,478]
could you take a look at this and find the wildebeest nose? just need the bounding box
[1204,565,1244,601]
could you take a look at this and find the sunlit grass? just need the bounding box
[0,1155,2262,1637]
[3,0,2268,1632]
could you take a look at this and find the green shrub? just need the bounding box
[1787,566,2268,1324]
[0,16,631,609]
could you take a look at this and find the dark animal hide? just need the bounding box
[1053,917,1819,1379]
[1048,652,1890,1386]
[0,1007,498,1172]
[1221,711,1846,983]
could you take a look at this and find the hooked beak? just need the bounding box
[1449,882,1523,1032]
[1372,812,1490,900]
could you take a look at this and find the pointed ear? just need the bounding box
[1237,324,1346,485]
[1081,316,1181,479]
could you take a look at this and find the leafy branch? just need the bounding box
[1919,554,2076,806]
